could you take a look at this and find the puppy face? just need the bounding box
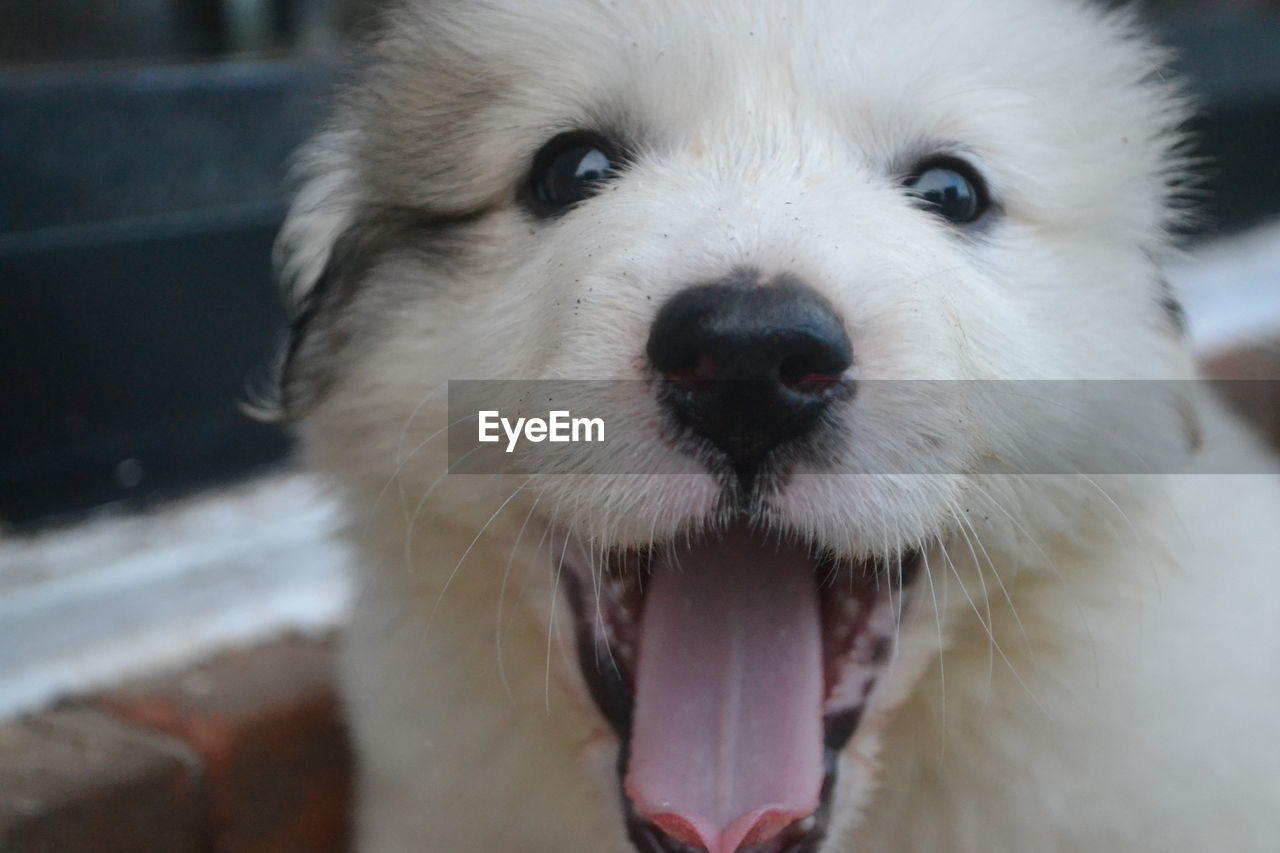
[279,0,1195,849]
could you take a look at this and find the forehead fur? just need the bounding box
[341,0,1185,237]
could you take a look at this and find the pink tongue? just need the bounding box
[624,530,824,853]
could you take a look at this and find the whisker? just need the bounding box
[965,476,1100,679]
[402,441,485,574]
[941,540,1049,719]
[546,525,574,715]
[424,480,530,639]
[956,510,1033,659]
[496,487,543,703]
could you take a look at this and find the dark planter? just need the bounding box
[0,60,333,526]
[1158,9,1280,237]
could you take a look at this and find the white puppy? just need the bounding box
[273,0,1280,850]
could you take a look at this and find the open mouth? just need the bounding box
[563,524,920,853]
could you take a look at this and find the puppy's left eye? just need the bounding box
[525,132,619,217]
[905,158,989,225]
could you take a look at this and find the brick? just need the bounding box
[0,707,204,853]
[93,636,352,853]
[1203,342,1280,448]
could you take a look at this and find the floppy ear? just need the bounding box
[246,133,363,421]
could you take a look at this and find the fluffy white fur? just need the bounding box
[277,0,1280,849]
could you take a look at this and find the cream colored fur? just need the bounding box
[277,0,1280,849]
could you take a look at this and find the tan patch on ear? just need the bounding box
[1177,396,1203,454]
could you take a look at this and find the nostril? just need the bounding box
[663,353,718,389]
[777,352,845,394]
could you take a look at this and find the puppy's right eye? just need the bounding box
[525,132,618,217]
[904,157,990,225]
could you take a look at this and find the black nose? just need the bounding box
[646,277,853,481]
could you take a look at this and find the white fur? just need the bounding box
[279,0,1280,849]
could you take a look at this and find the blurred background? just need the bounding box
[0,2,1277,851]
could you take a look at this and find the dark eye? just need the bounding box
[525,132,619,217]
[905,158,989,225]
